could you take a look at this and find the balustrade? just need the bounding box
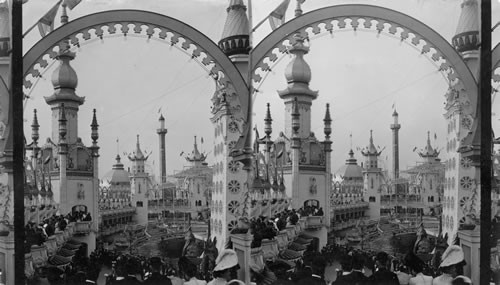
[74,221,92,235]
[304,215,323,229]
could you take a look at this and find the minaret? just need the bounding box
[390,109,401,179]
[157,114,168,184]
[290,97,301,208]
[278,34,318,139]
[128,135,150,226]
[219,0,250,78]
[362,130,383,220]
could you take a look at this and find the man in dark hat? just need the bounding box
[144,256,172,285]
[334,253,368,285]
[372,252,399,285]
[296,255,327,285]
[111,255,141,284]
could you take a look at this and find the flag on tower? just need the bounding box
[37,0,62,37]
[269,0,290,30]
[64,0,81,10]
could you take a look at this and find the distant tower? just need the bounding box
[390,109,401,179]
[362,130,383,220]
[185,136,207,167]
[128,135,151,226]
[157,114,168,184]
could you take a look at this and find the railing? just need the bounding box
[74,221,92,235]
[304,216,324,229]
[331,202,369,211]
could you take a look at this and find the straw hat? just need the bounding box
[214,249,238,271]
[440,245,464,268]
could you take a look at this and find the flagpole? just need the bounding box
[22,21,38,38]
[252,15,269,32]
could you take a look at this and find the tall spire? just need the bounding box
[264,103,273,137]
[452,0,479,53]
[418,131,440,161]
[31,109,40,144]
[186,135,206,164]
[219,0,250,56]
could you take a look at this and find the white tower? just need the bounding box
[128,135,150,227]
[362,131,383,220]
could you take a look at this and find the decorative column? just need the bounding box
[157,114,168,184]
[323,103,332,228]
[291,97,301,209]
[390,110,400,179]
[90,109,99,237]
[230,232,253,284]
[58,104,68,214]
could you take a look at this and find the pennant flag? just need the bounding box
[64,0,81,10]
[43,155,51,164]
[276,149,283,159]
[269,0,290,30]
[37,1,62,37]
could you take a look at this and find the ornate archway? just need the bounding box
[23,10,249,122]
[251,5,477,118]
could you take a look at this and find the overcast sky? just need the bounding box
[23,0,500,180]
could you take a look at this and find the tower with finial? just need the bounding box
[128,135,151,227]
[443,0,480,244]
[405,131,444,216]
[157,114,168,184]
[219,0,250,78]
[390,109,401,179]
[208,1,252,250]
[272,32,330,248]
[34,8,101,254]
[361,130,384,220]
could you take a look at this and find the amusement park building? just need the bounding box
[331,149,369,231]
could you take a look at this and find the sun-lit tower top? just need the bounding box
[452,0,479,53]
[219,0,250,56]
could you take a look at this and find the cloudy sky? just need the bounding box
[23,0,500,180]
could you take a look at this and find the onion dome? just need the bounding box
[278,34,318,100]
[452,0,479,52]
[218,0,250,56]
[101,154,131,186]
[336,150,363,180]
[45,46,85,106]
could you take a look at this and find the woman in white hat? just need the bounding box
[208,249,240,285]
[433,245,466,285]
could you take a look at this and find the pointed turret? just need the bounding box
[218,0,250,56]
[186,136,207,166]
[361,130,382,170]
[418,131,440,162]
[323,103,332,139]
[452,0,479,53]
[31,109,40,144]
[90,109,99,146]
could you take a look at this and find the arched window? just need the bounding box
[430,179,433,190]
[138,183,141,194]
